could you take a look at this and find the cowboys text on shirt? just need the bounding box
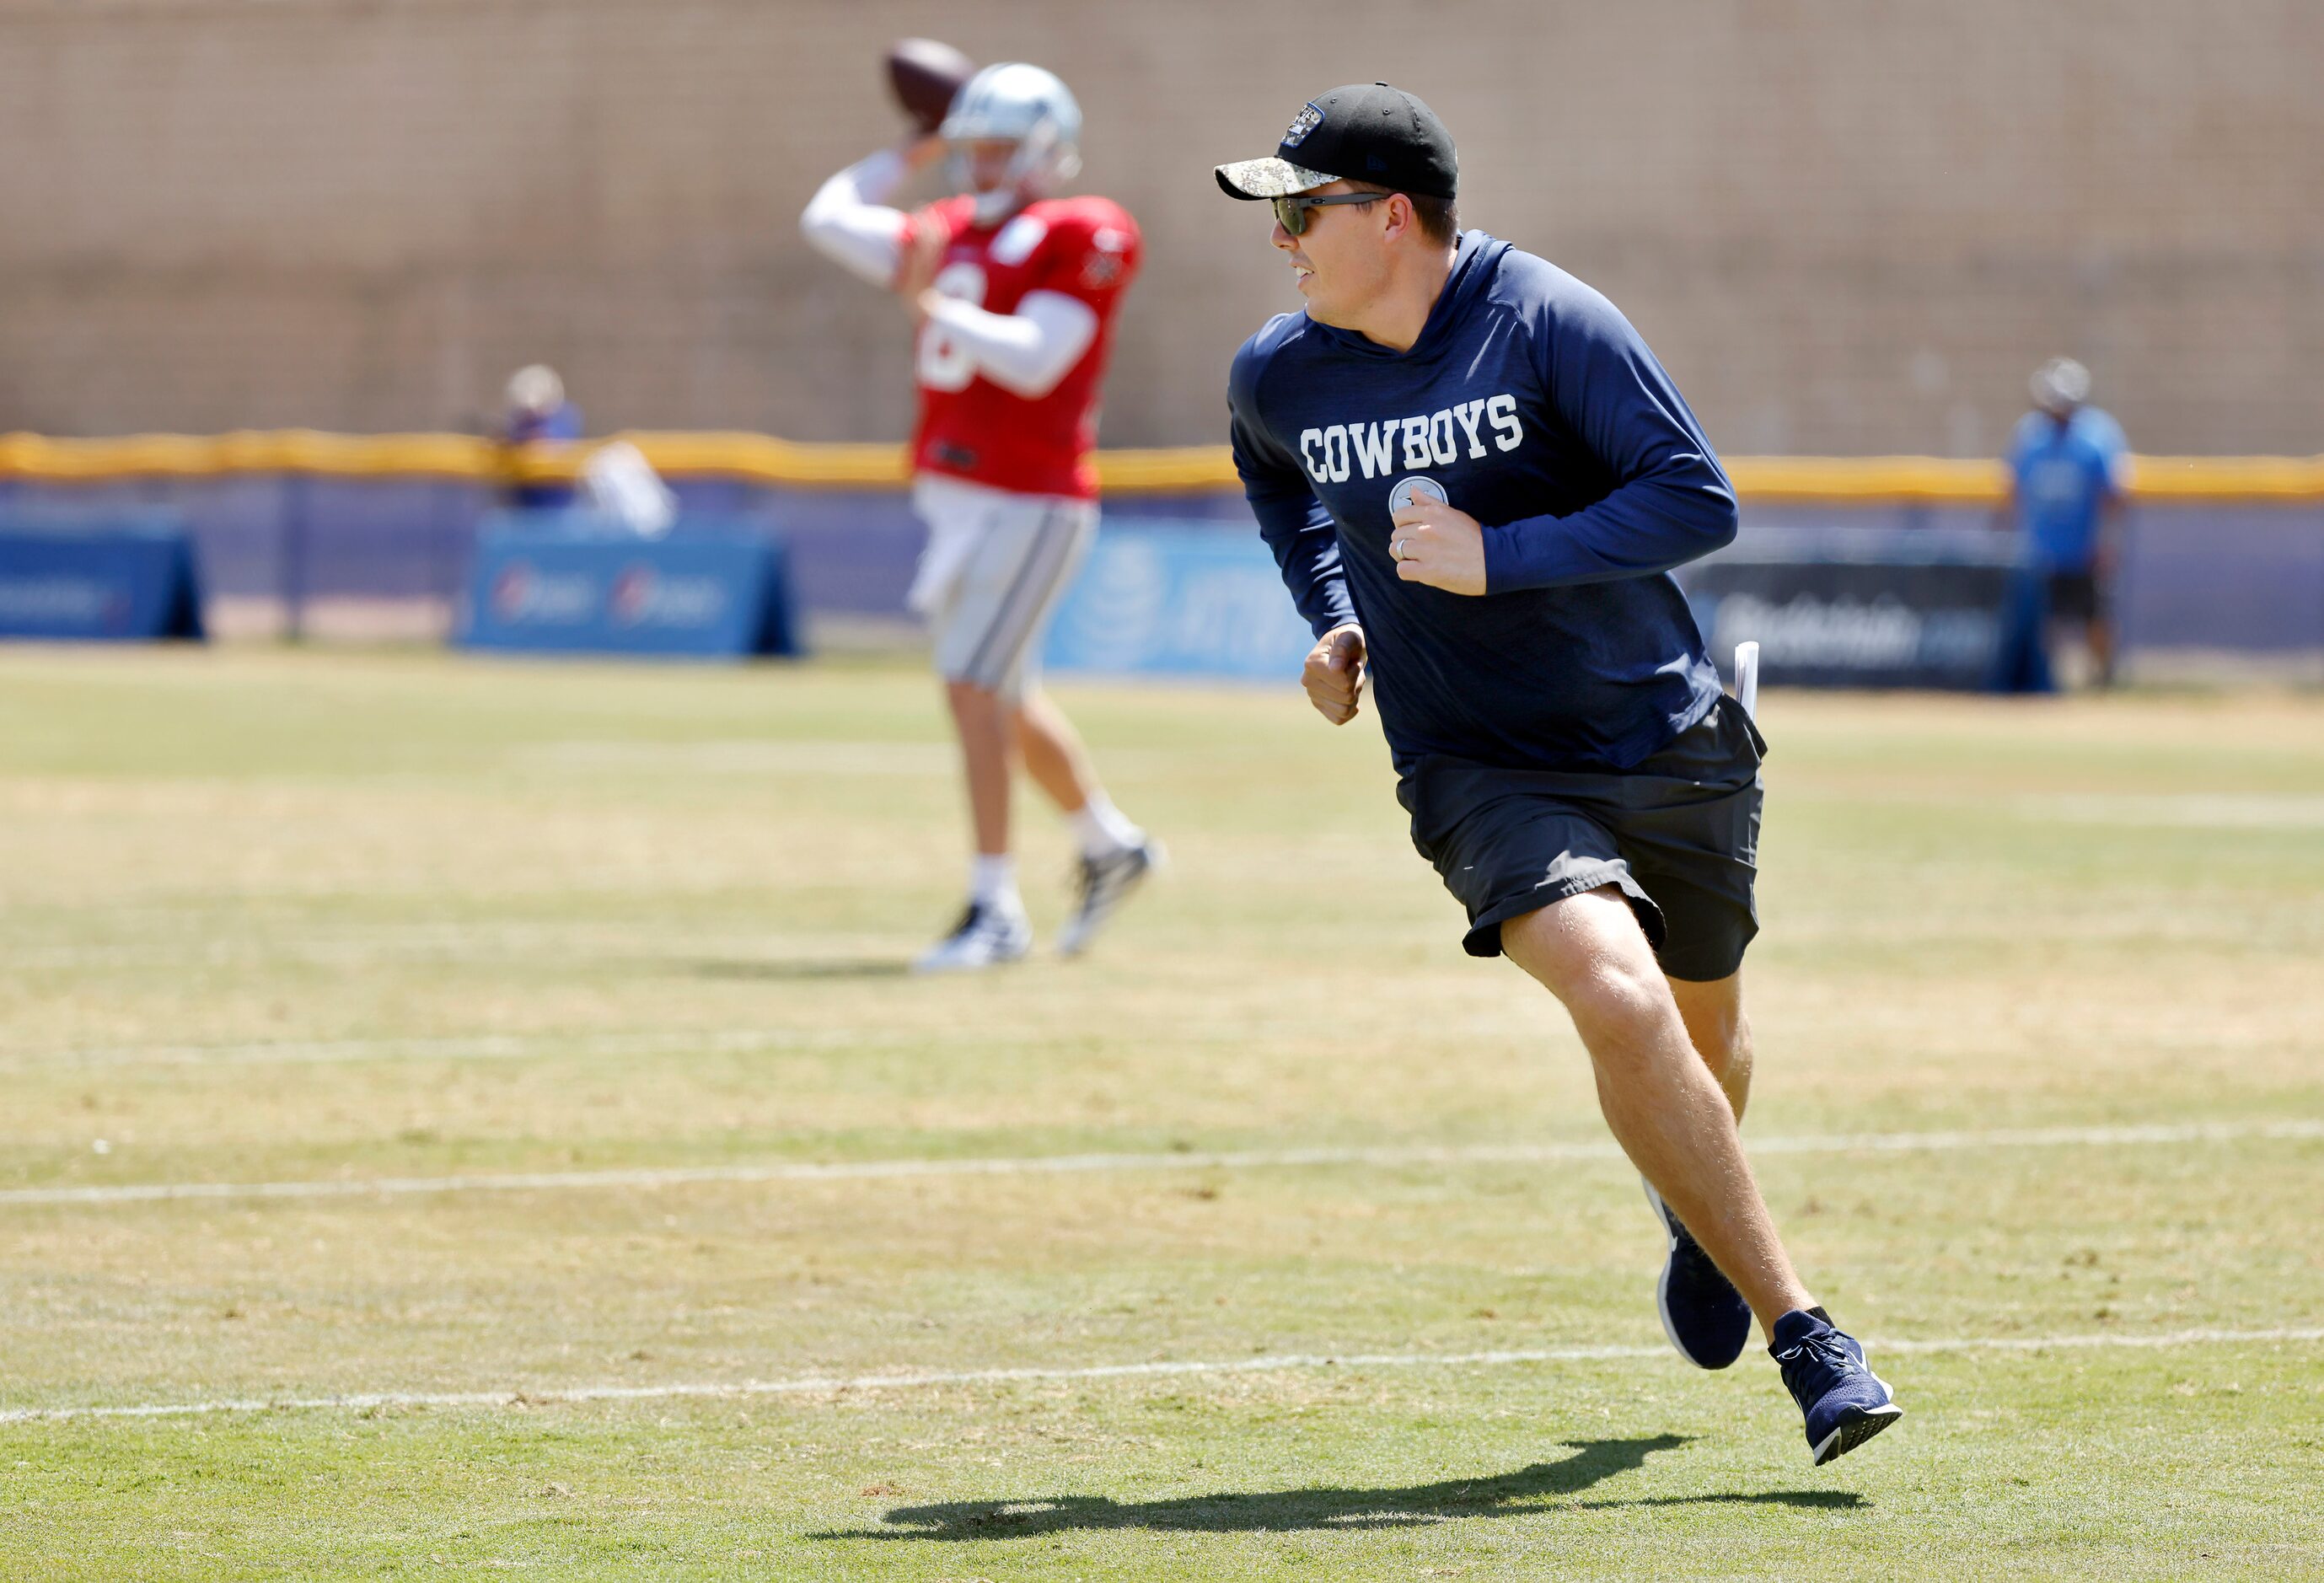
[1295,397,1523,484]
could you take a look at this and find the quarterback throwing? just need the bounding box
[802,62,1161,971]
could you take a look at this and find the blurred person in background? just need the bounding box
[580,441,679,539]
[2008,357,2129,686]
[800,63,1162,973]
[501,363,583,512]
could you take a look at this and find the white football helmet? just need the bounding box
[2030,357,2091,415]
[941,62,1082,225]
[505,363,564,416]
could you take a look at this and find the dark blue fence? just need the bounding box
[459,514,802,658]
[0,509,206,641]
[0,474,2316,658]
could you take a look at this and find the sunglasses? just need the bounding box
[1271,190,1384,237]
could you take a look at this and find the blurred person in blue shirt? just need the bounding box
[501,364,583,511]
[2007,357,2129,684]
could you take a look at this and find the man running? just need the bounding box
[802,62,1161,971]
[1217,83,1902,1463]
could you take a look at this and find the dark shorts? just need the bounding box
[2046,570,2105,623]
[1398,695,1766,981]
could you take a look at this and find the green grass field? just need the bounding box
[2,646,2320,1580]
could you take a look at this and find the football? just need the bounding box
[886,38,975,134]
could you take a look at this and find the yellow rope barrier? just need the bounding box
[2123,453,2324,501]
[3,430,2321,503]
[1720,455,2010,504]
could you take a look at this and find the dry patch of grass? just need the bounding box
[1,650,2319,1578]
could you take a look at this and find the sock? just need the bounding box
[1066,794,1142,860]
[969,855,1022,912]
[1771,1308,1824,1351]
[1772,1306,1835,1353]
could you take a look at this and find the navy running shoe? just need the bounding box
[1772,1307,1903,1465]
[1643,1178,1753,1369]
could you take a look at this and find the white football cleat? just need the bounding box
[1055,838,1163,958]
[912,901,1033,974]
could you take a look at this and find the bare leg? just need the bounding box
[1667,971,1754,1121]
[1502,888,1812,1337]
[2088,615,2117,686]
[944,679,1014,857]
[1012,686,1099,815]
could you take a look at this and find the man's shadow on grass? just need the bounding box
[688,958,911,982]
[811,1435,1861,1541]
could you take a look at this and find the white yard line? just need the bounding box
[5,1118,2318,1210]
[3,1326,2317,1428]
[0,1027,898,1074]
[0,1022,1280,1074]
[509,738,956,775]
[506,738,1167,776]
[2014,792,2324,830]
[6,928,899,973]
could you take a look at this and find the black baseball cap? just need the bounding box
[1216,83,1457,202]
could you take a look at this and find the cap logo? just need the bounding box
[1282,103,1324,149]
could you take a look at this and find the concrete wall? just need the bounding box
[3,0,2319,455]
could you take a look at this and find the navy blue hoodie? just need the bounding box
[1228,231,1735,775]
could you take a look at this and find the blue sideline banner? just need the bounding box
[1044,520,1313,682]
[0,515,206,642]
[1679,527,2049,692]
[459,518,802,658]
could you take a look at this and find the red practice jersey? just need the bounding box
[902,194,1141,500]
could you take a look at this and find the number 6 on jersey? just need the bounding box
[915,262,989,391]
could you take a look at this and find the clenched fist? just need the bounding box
[1302,622,1367,725]
[1388,496,1488,596]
